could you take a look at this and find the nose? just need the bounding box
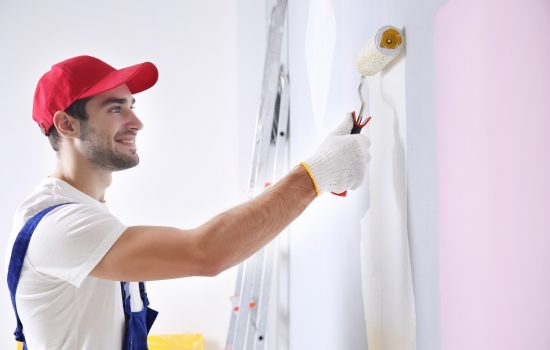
[128,109,144,131]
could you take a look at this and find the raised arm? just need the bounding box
[91,165,316,281]
[91,114,370,282]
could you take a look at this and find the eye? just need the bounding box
[110,106,122,113]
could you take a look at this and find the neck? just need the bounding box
[51,152,112,203]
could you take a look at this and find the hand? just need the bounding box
[301,113,371,196]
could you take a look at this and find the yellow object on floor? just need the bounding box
[17,334,204,349]
[148,334,204,350]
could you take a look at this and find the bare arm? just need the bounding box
[90,165,316,281]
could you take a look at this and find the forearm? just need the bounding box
[196,164,316,274]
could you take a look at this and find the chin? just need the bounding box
[109,155,140,172]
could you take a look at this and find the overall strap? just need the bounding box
[120,281,158,349]
[7,203,74,344]
[120,282,151,312]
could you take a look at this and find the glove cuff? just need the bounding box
[300,162,321,196]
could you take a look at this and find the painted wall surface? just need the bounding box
[289,0,443,349]
[436,0,550,349]
[0,1,245,349]
[288,1,370,348]
[400,1,446,348]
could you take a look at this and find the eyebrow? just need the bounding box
[99,97,136,107]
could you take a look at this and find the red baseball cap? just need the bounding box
[33,55,159,135]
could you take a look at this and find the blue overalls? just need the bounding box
[7,203,158,350]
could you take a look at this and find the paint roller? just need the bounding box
[333,25,404,197]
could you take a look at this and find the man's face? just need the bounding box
[78,84,144,171]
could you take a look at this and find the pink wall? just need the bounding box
[435,0,550,348]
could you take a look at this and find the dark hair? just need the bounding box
[48,97,91,151]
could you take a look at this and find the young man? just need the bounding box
[5,55,370,349]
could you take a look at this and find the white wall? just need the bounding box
[288,1,371,348]
[0,1,250,348]
[288,0,443,349]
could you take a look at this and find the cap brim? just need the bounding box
[79,61,158,99]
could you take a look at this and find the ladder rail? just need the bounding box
[248,0,288,193]
[225,1,288,349]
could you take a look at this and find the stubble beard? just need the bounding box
[79,122,139,171]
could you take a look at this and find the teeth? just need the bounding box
[117,140,135,144]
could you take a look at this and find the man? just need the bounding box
[5,55,370,349]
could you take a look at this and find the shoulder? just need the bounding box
[33,203,126,241]
[25,203,127,286]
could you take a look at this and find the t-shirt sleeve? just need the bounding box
[26,203,127,287]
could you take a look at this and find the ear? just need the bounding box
[52,111,80,138]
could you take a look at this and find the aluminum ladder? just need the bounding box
[225,0,290,349]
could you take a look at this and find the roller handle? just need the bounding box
[332,112,372,197]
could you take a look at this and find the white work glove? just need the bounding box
[301,113,371,195]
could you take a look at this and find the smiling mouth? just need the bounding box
[115,138,137,150]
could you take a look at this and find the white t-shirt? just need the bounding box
[4,177,133,349]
